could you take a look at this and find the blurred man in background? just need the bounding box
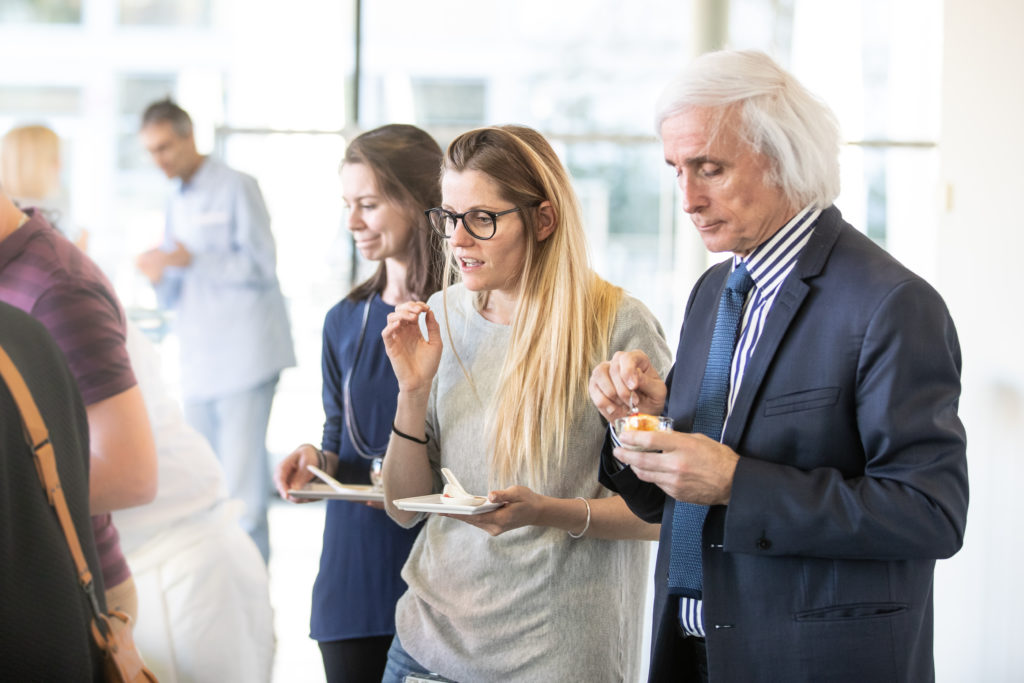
[136,99,295,562]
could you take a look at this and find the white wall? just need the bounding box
[934,1,1024,679]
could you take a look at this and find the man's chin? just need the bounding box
[698,233,733,254]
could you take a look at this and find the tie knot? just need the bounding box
[727,262,754,295]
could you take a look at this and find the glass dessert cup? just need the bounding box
[612,414,674,451]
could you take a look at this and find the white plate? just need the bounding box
[392,494,503,515]
[288,482,385,502]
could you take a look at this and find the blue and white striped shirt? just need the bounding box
[679,204,820,637]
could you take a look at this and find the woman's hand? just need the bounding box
[274,443,323,503]
[589,350,667,421]
[382,301,443,398]
[448,488,661,540]
[445,485,545,536]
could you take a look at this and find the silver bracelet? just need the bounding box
[568,496,591,539]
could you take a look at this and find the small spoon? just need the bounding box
[441,467,470,496]
[629,391,639,415]
[440,467,486,505]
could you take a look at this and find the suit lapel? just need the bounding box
[721,207,843,446]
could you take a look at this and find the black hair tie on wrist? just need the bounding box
[392,421,429,445]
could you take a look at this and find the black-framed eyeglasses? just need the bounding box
[424,206,522,241]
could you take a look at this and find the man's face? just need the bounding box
[140,121,198,180]
[661,106,797,257]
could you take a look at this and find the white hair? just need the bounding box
[655,49,841,208]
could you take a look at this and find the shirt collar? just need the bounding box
[733,204,820,290]
[177,155,213,193]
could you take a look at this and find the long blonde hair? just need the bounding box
[441,126,623,488]
[0,125,60,200]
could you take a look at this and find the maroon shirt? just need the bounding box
[0,210,136,589]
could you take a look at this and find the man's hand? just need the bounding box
[135,248,166,284]
[589,350,667,421]
[164,241,192,267]
[135,241,192,284]
[614,430,739,506]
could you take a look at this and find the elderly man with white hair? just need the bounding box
[590,50,968,682]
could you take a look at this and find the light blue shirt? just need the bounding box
[156,157,295,400]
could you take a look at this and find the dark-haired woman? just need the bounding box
[274,124,444,683]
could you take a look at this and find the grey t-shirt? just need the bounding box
[392,284,672,682]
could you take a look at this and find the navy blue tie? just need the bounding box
[668,262,754,598]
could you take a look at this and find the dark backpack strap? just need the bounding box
[0,345,107,635]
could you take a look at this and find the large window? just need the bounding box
[357,0,694,337]
[0,0,946,436]
[0,0,946,432]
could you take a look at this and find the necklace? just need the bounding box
[342,296,389,459]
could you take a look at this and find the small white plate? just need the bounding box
[392,494,503,515]
[288,482,385,502]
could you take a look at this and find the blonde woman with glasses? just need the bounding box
[380,125,671,682]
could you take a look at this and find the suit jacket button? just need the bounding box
[756,537,771,550]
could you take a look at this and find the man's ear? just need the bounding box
[535,201,556,242]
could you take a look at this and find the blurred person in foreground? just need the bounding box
[274,124,443,682]
[589,50,968,682]
[380,125,670,682]
[113,323,274,683]
[136,99,295,563]
[0,137,158,634]
[0,302,106,680]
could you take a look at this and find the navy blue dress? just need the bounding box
[310,294,419,642]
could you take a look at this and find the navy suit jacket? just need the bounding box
[602,207,968,682]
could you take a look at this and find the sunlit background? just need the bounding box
[1,0,1020,680]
